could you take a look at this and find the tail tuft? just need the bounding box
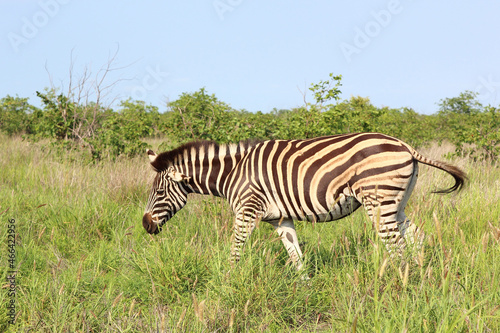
[408,148,467,194]
[431,162,467,194]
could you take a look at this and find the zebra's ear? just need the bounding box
[147,149,161,172]
[167,167,191,184]
[147,149,157,163]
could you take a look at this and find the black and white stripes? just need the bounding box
[143,133,466,269]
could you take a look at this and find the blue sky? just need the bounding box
[1,0,499,114]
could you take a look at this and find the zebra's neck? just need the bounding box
[171,141,256,197]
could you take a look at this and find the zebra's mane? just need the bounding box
[151,139,263,172]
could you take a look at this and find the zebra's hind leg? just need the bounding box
[270,219,305,271]
[368,207,424,259]
[396,213,425,257]
[359,162,424,259]
[362,205,424,266]
[395,161,425,257]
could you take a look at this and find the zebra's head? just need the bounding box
[143,149,191,234]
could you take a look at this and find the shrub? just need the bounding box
[89,99,160,160]
[0,95,37,135]
[27,90,158,161]
[438,91,500,161]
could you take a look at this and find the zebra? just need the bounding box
[143,133,466,270]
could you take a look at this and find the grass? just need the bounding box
[1,134,499,332]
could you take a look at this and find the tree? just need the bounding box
[0,95,37,135]
[164,88,236,143]
[437,90,482,115]
[437,91,500,161]
[309,73,343,105]
[89,100,159,160]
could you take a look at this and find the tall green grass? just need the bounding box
[1,134,499,332]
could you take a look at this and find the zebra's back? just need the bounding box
[227,133,417,222]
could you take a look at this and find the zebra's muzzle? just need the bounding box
[142,213,159,234]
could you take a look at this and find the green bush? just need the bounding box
[2,76,499,162]
[163,88,237,143]
[26,90,159,161]
[450,106,500,161]
[29,89,104,143]
[0,95,37,135]
[89,99,160,160]
[437,91,500,161]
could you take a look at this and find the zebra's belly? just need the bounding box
[316,195,362,222]
[263,194,362,222]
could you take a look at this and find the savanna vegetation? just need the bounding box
[1,74,499,331]
[1,74,500,162]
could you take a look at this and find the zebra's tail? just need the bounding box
[409,148,467,194]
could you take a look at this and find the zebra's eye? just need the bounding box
[156,188,165,194]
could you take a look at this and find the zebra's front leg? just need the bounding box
[230,209,261,265]
[270,219,305,271]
